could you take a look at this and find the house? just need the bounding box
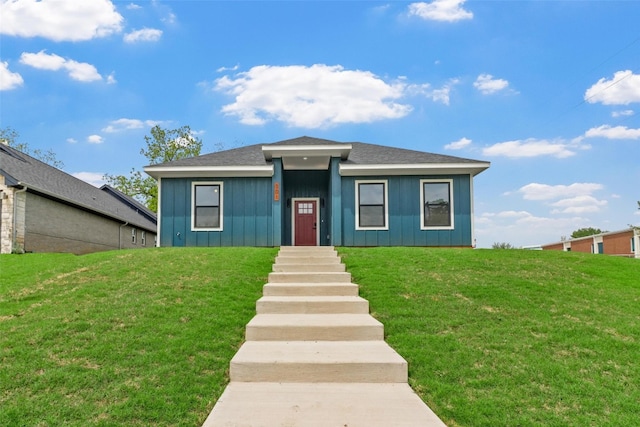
[144,136,489,248]
[541,228,640,258]
[0,143,157,254]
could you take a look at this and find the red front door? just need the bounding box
[294,200,317,246]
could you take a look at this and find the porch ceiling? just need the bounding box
[263,145,352,170]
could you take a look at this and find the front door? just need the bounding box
[294,199,318,246]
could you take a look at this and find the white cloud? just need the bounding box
[513,183,608,216]
[405,78,459,105]
[584,125,640,140]
[123,28,163,43]
[445,137,472,150]
[585,70,640,105]
[217,64,240,73]
[106,72,117,84]
[550,195,608,214]
[0,0,123,42]
[0,61,24,90]
[72,172,106,187]
[612,109,634,118]
[475,210,591,248]
[102,118,162,133]
[482,138,589,159]
[215,64,414,128]
[20,51,103,82]
[126,3,142,10]
[408,0,473,22]
[474,73,510,95]
[66,138,77,144]
[87,135,104,144]
[516,182,604,201]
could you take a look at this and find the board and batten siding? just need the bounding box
[340,175,473,247]
[160,177,274,247]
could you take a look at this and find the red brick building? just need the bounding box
[541,228,640,258]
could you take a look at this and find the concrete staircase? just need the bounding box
[202,246,446,427]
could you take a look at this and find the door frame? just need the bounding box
[291,197,320,246]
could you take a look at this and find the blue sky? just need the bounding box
[1,0,639,248]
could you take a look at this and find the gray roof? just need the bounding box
[0,144,156,231]
[148,136,488,168]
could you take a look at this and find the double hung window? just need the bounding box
[421,179,454,229]
[356,180,388,230]
[192,182,223,230]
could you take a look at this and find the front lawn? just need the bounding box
[2,247,638,426]
[339,248,640,427]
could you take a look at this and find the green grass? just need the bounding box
[1,247,638,426]
[338,248,640,427]
[0,247,278,426]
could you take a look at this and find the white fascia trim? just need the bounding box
[340,162,490,177]
[144,165,274,179]
[263,145,352,160]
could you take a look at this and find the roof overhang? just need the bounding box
[339,162,491,177]
[263,144,352,170]
[143,165,274,179]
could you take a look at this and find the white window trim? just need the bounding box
[420,179,454,231]
[132,228,137,244]
[141,231,146,246]
[291,197,321,246]
[191,181,224,232]
[355,180,389,231]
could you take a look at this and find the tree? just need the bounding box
[1,127,64,169]
[571,227,605,239]
[104,125,202,212]
[492,242,515,249]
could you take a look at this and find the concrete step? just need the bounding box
[272,263,346,272]
[245,314,384,341]
[279,245,336,252]
[256,296,369,314]
[263,282,359,296]
[268,271,351,283]
[229,341,407,383]
[275,255,341,264]
[202,382,447,427]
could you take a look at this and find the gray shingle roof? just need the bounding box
[148,136,488,168]
[0,144,156,231]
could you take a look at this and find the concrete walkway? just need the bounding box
[202,246,446,427]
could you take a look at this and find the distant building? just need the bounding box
[0,143,157,254]
[541,228,640,258]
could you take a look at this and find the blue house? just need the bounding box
[144,136,489,247]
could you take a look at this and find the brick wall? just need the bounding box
[570,238,593,254]
[24,191,155,254]
[603,231,634,256]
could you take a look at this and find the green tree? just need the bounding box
[104,125,202,212]
[571,227,605,239]
[0,127,64,169]
[492,242,515,249]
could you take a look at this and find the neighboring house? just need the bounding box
[541,228,640,258]
[0,143,157,254]
[144,136,489,248]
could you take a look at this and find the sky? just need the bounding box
[1,0,639,248]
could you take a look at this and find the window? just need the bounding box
[132,228,137,244]
[298,202,313,214]
[141,231,146,246]
[192,182,223,230]
[356,180,388,230]
[421,179,454,230]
